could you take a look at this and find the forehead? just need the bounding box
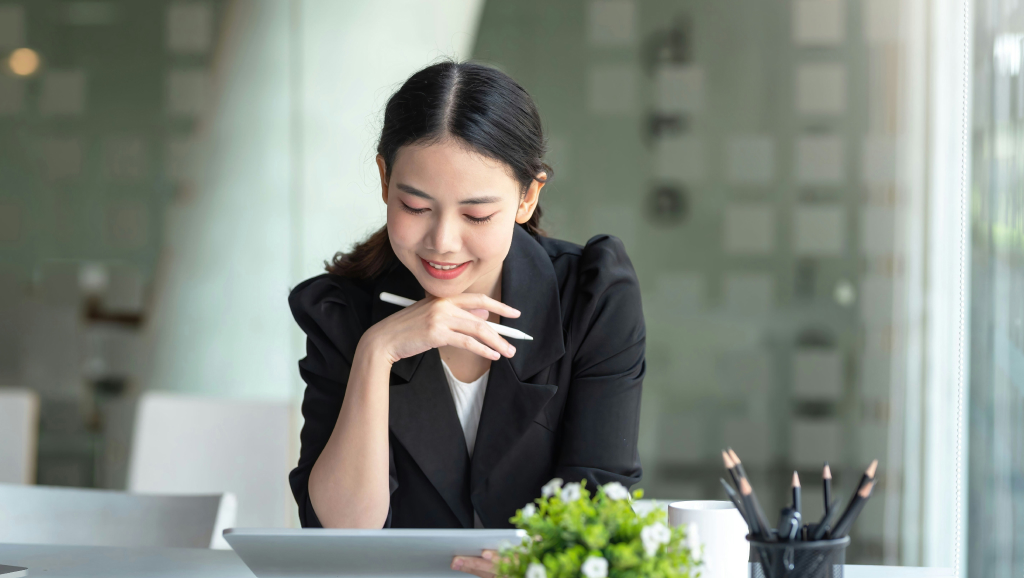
[391,140,519,198]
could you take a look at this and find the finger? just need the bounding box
[467,308,489,320]
[481,550,500,562]
[452,556,495,578]
[449,331,502,361]
[448,316,515,358]
[450,293,520,318]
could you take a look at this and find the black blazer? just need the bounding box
[288,224,646,529]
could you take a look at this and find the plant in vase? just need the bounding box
[496,479,702,578]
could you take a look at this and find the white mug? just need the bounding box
[668,500,749,578]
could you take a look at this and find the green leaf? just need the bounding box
[499,483,698,578]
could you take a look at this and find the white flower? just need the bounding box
[640,522,672,557]
[526,562,547,578]
[521,503,537,520]
[685,522,702,562]
[541,478,563,498]
[602,481,630,501]
[560,482,582,502]
[581,556,608,578]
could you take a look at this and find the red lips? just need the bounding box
[421,257,470,280]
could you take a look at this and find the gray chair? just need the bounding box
[0,388,39,484]
[0,484,236,548]
[127,391,294,537]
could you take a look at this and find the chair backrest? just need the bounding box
[0,484,236,548]
[0,388,39,484]
[127,391,292,534]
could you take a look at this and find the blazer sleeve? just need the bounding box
[554,234,645,490]
[288,275,399,528]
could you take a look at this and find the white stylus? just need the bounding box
[379,292,534,341]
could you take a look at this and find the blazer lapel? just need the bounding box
[471,226,566,505]
[374,260,474,528]
[470,359,557,500]
[389,348,474,528]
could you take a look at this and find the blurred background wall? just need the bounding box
[0,0,1003,571]
[0,0,484,527]
[469,0,965,566]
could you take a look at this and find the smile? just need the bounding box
[420,257,470,280]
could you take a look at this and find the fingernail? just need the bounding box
[507,345,516,356]
[453,558,463,570]
[482,551,494,560]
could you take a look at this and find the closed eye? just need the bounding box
[466,214,494,224]
[400,201,428,215]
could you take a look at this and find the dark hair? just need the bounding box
[327,60,553,279]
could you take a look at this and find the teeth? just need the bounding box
[428,261,460,271]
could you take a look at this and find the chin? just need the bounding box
[423,285,468,299]
[414,273,472,298]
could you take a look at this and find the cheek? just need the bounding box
[466,224,515,264]
[386,205,422,252]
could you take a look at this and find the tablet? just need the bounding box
[224,528,526,578]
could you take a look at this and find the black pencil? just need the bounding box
[720,477,749,522]
[792,471,801,514]
[856,459,878,493]
[811,498,843,540]
[736,477,761,538]
[728,448,748,480]
[722,450,743,490]
[823,462,833,516]
[831,480,875,538]
[739,477,776,542]
[730,449,772,536]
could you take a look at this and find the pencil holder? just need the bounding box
[748,536,850,578]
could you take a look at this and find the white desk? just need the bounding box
[0,543,954,578]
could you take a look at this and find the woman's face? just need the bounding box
[378,139,543,299]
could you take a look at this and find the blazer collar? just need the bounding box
[499,224,566,380]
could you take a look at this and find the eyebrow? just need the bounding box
[395,183,502,205]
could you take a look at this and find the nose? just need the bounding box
[425,212,462,255]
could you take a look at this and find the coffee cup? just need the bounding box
[668,500,749,578]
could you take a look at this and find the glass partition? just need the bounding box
[0,0,227,488]
[473,0,962,565]
[968,0,1024,574]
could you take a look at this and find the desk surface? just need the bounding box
[0,543,955,578]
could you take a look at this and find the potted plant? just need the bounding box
[497,479,702,578]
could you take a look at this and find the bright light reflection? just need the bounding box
[8,48,40,76]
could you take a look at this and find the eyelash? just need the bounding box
[400,202,493,224]
[400,202,427,215]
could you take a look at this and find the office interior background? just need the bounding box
[0,0,1018,574]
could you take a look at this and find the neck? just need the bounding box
[466,266,502,301]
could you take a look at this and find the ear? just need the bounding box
[515,172,546,224]
[376,154,389,204]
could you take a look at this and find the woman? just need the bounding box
[288,60,645,575]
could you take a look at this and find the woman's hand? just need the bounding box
[364,293,521,364]
[452,550,499,578]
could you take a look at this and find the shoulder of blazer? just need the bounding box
[535,233,635,280]
[288,272,377,372]
[537,234,643,363]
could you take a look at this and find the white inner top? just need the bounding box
[439,359,490,458]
